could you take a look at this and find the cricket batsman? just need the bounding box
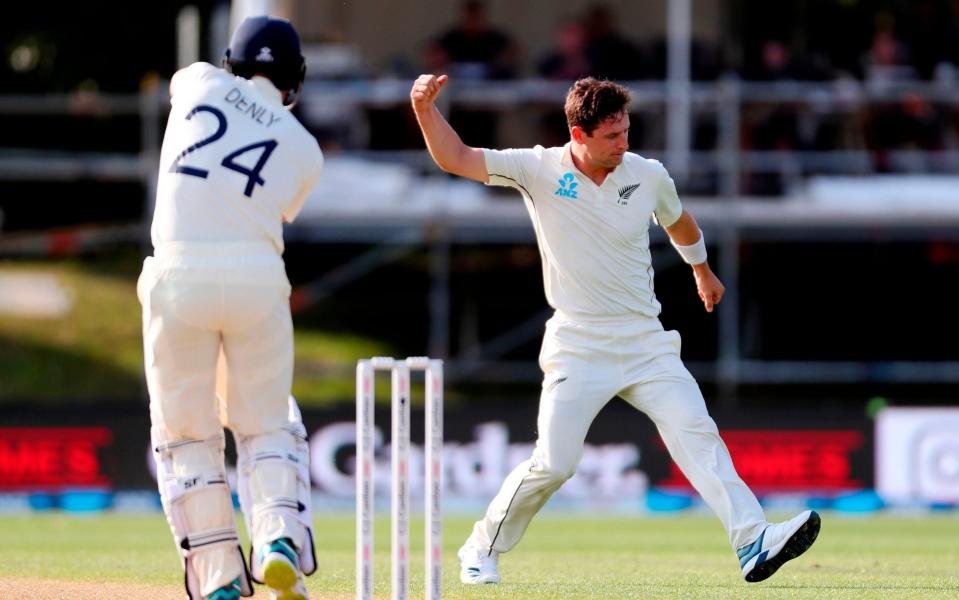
[138,16,322,600]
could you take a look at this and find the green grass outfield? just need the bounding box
[0,257,392,404]
[1,512,958,599]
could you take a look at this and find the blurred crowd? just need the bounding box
[415,1,959,84]
[418,2,722,83]
[322,0,959,196]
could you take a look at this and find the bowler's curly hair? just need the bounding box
[564,78,631,135]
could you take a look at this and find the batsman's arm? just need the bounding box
[664,210,725,313]
[411,74,488,183]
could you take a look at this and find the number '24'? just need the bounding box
[168,104,277,198]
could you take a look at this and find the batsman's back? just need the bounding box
[152,62,323,254]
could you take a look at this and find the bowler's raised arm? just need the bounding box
[410,74,488,183]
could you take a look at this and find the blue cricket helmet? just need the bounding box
[223,16,306,106]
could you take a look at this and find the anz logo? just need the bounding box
[554,172,579,198]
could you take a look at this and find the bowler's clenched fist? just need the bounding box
[411,74,449,112]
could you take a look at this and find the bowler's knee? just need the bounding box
[663,410,721,440]
[530,451,579,487]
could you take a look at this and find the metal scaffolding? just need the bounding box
[2,74,959,390]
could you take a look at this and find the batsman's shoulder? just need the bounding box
[170,62,220,97]
[175,62,220,81]
[307,136,324,174]
[287,122,323,174]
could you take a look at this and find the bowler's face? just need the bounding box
[585,111,630,169]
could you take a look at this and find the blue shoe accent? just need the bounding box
[736,531,766,568]
[262,537,298,565]
[206,578,241,600]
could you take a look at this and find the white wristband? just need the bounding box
[671,229,708,265]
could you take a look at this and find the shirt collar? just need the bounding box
[560,142,574,167]
[249,76,284,106]
[560,141,623,185]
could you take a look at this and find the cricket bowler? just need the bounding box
[410,73,821,585]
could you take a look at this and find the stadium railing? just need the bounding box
[2,78,958,391]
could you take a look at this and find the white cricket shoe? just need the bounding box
[260,538,310,600]
[738,510,821,583]
[458,544,501,584]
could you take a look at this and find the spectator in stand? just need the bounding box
[858,21,946,172]
[537,18,591,81]
[862,23,917,86]
[864,91,944,172]
[746,39,833,82]
[582,4,647,81]
[741,40,803,195]
[424,0,518,148]
[749,39,799,80]
[536,18,593,147]
[427,0,518,81]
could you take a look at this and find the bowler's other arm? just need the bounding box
[665,209,725,313]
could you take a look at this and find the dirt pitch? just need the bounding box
[0,577,185,599]
[0,577,357,599]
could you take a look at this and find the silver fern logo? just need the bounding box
[617,183,640,206]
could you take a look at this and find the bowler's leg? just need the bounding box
[621,369,766,549]
[465,371,609,556]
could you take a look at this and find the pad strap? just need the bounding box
[181,526,240,553]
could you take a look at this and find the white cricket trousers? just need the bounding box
[138,241,300,594]
[467,311,767,554]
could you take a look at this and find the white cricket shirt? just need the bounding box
[484,143,683,318]
[151,62,323,254]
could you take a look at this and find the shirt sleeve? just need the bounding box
[169,62,217,103]
[483,146,543,193]
[283,141,324,223]
[651,163,683,227]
